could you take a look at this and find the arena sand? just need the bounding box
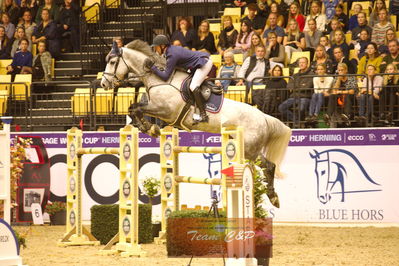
[15,225,399,266]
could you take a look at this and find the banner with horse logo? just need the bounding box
[11,128,399,223]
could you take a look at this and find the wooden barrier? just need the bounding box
[59,125,146,258]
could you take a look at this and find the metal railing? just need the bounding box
[2,73,399,131]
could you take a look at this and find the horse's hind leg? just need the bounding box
[260,155,280,208]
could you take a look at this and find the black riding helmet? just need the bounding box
[151,35,170,47]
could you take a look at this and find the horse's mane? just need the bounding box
[125,40,154,57]
[125,39,166,66]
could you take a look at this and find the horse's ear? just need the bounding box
[309,149,318,159]
[111,41,121,56]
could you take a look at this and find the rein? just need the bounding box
[102,49,151,88]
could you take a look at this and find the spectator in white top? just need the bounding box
[237,46,270,107]
[304,0,327,32]
[307,63,334,122]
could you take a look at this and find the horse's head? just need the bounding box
[310,150,334,204]
[101,42,131,89]
[101,40,166,89]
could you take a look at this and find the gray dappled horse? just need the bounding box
[101,40,292,207]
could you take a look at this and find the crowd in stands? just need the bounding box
[169,0,399,127]
[0,0,79,81]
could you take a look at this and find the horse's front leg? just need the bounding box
[128,102,160,138]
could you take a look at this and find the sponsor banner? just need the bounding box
[10,128,399,223]
[13,131,221,148]
[290,128,399,146]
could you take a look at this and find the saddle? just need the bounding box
[180,74,224,113]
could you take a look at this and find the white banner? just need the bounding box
[12,128,399,223]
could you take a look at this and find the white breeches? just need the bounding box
[189,59,213,91]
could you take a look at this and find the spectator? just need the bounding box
[114,36,123,48]
[304,0,327,32]
[262,12,285,44]
[6,38,32,79]
[278,57,313,122]
[369,0,389,27]
[265,31,285,68]
[331,46,355,74]
[0,26,12,59]
[256,0,270,28]
[233,0,256,11]
[246,32,264,59]
[172,39,182,46]
[319,35,331,51]
[1,0,19,26]
[334,4,348,32]
[265,1,284,28]
[233,20,254,55]
[322,0,339,20]
[35,0,60,24]
[329,29,349,59]
[380,64,399,124]
[32,8,60,58]
[351,12,372,42]
[215,51,241,91]
[11,26,32,57]
[352,29,370,59]
[192,20,216,54]
[17,10,36,41]
[283,19,305,61]
[380,40,399,73]
[379,29,398,57]
[306,63,334,122]
[311,44,334,74]
[324,63,357,126]
[304,18,322,59]
[217,16,238,56]
[371,9,394,47]
[263,65,287,115]
[357,43,382,75]
[300,0,311,16]
[287,2,305,32]
[348,4,362,31]
[241,3,266,35]
[19,0,39,22]
[1,13,15,40]
[59,0,80,52]
[236,46,270,107]
[391,0,399,17]
[328,18,342,43]
[170,17,196,49]
[356,64,383,121]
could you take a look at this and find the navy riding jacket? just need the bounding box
[151,45,209,81]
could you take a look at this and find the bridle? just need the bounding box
[102,48,152,88]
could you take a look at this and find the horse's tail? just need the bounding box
[264,114,292,178]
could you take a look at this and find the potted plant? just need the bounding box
[45,201,66,225]
[142,176,160,238]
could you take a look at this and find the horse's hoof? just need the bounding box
[267,190,280,208]
[150,124,160,138]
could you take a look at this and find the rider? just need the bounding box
[145,34,213,123]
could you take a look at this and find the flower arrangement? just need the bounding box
[142,176,160,205]
[0,136,32,219]
[45,201,66,216]
[10,137,32,205]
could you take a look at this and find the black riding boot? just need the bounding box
[193,87,209,123]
